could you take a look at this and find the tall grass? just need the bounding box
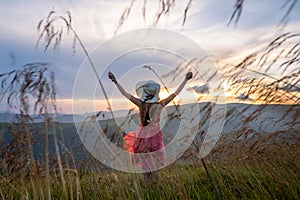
[0,148,299,199]
[0,63,80,199]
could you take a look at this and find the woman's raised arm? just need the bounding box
[160,72,193,106]
[108,72,141,106]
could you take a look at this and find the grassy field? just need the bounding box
[0,105,299,199]
[0,110,299,199]
[0,145,299,200]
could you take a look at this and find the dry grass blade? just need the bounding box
[114,0,136,35]
[279,0,298,25]
[228,0,244,27]
[228,0,298,27]
[142,0,147,22]
[0,63,56,115]
[36,10,126,142]
[114,0,192,32]
[182,0,193,26]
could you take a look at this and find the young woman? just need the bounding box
[108,71,193,183]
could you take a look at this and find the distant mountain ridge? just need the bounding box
[0,112,83,123]
[0,103,299,134]
[0,109,138,123]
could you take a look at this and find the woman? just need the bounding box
[108,71,193,183]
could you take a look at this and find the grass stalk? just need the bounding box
[201,157,220,200]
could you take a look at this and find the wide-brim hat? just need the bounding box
[135,80,160,103]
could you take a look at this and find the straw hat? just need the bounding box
[135,80,160,103]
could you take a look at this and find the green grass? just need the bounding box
[1,153,299,200]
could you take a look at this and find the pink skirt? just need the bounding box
[123,121,165,170]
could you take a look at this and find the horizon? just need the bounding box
[1,101,299,116]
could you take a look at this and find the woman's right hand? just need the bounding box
[108,71,117,83]
[185,72,193,80]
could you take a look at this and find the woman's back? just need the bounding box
[138,102,164,126]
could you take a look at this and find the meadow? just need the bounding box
[0,131,299,199]
[0,103,299,199]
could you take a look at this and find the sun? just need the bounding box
[159,90,171,100]
[159,89,181,104]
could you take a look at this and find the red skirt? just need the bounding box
[123,122,165,170]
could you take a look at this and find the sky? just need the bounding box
[0,0,299,114]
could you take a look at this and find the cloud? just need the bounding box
[187,83,209,94]
[181,0,300,63]
[236,93,252,101]
[278,83,300,92]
